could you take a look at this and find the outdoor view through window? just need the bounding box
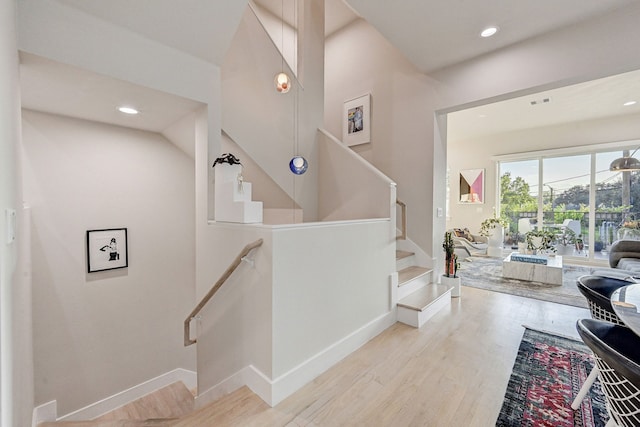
[499,149,640,262]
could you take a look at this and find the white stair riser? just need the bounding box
[396,255,416,271]
[397,290,451,328]
[397,273,430,300]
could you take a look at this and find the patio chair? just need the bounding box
[576,318,640,427]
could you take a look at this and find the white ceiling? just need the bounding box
[448,68,640,142]
[18,0,640,136]
[20,52,204,133]
[345,0,638,74]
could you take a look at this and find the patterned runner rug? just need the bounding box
[457,256,592,308]
[496,327,608,427]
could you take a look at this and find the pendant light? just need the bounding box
[286,0,307,176]
[274,0,290,94]
[610,147,640,172]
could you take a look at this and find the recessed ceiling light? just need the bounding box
[480,26,499,38]
[118,106,139,115]
[624,101,637,106]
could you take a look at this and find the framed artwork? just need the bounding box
[342,93,371,146]
[459,169,484,204]
[87,228,128,273]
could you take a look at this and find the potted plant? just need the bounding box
[442,231,461,297]
[525,229,557,255]
[443,231,457,277]
[480,209,509,257]
[554,228,576,255]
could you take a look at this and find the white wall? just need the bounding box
[221,2,324,221]
[195,225,273,400]
[318,130,395,221]
[325,19,444,259]
[447,113,640,233]
[271,219,394,380]
[1,1,33,425]
[22,110,196,416]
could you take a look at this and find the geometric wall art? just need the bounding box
[459,169,484,204]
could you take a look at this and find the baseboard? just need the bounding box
[56,368,197,421]
[32,400,57,427]
[269,310,396,406]
[196,311,396,408]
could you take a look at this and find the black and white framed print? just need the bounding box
[87,228,128,273]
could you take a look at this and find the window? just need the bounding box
[498,145,640,262]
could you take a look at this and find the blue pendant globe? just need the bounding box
[289,156,308,175]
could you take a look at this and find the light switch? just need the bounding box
[437,207,443,217]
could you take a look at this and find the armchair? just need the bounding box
[449,228,488,256]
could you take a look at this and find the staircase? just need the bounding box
[38,382,193,427]
[396,250,451,328]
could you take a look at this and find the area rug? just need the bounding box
[496,327,608,427]
[457,256,591,308]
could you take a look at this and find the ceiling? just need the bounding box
[448,68,640,142]
[18,0,640,136]
[20,52,204,133]
[346,0,638,74]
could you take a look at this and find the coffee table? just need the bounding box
[502,252,563,285]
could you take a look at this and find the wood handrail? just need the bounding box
[184,238,263,346]
[396,199,407,240]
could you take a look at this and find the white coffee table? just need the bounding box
[502,252,563,285]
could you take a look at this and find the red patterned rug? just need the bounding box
[496,327,609,427]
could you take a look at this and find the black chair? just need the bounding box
[572,275,630,410]
[577,319,640,427]
[577,275,630,325]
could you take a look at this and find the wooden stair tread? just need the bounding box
[395,250,414,260]
[398,266,431,286]
[398,284,451,312]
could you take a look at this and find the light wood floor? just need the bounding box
[174,286,591,426]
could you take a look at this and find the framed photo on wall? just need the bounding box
[87,228,128,273]
[342,93,371,146]
[459,169,485,204]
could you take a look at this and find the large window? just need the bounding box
[498,145,640,263]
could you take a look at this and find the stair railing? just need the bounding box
[396,199,407,240]
[184,238,263,346]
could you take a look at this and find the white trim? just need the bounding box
[196,311,396,408]
[268,310,395,406]
[32,401,56,427]
[491,138,640,162]
[57,368,197,421]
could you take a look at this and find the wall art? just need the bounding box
[342,93,371,146]
[87,228,128,272]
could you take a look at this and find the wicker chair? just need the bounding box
[577,319,640,427]
[572,275,630,410]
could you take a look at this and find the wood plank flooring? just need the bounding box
[41,286,590,426]
[174,286,590,426]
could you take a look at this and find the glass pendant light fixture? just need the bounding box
[610,147,640,171]
[275,72,290,93]
[274,0,290,94]
[287,0,306,176]
[289,155,308,175]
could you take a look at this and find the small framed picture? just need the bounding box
[459,169,485,204]
[342,93,371,146]
[87,228,128,273]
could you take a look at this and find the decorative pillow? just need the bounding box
[463,228,475,242]
[453,228,465,237]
